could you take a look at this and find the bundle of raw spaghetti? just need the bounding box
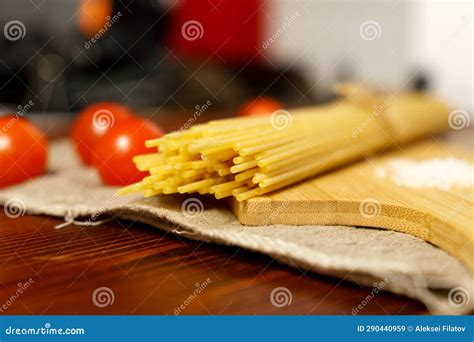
[118,91,450,201]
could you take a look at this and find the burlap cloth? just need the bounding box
[1,140,472,314]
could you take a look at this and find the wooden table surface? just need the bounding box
[0,212,426,315]
[0,111,430,315]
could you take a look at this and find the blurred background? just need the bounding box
[0,0,472,124]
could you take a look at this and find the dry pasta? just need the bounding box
[118,93,450,201]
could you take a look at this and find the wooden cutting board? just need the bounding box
[232,141,474,273]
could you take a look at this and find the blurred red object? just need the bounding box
[93,118,164,186]
[168,0,265,64]
[0,116,48,187]
[71,102,135,165]
[77,0,113,38]
[238,97,284,117]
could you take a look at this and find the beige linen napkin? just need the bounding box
[0,140,472,314]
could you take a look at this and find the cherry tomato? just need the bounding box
[237,97,284,117]
[0,116,48,187]
[71,102,134,165]
[92,118,164,186]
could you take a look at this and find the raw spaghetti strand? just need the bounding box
[118,93,450,201]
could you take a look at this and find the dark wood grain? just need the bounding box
[0,211,427,315]
[0,112,429,315]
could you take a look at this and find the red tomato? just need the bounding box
[237,97,284,117]
[71,102,134,165]
[92,118,164,186]
[0,116,48,187]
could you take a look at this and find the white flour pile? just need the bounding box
[375,157,474,190]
